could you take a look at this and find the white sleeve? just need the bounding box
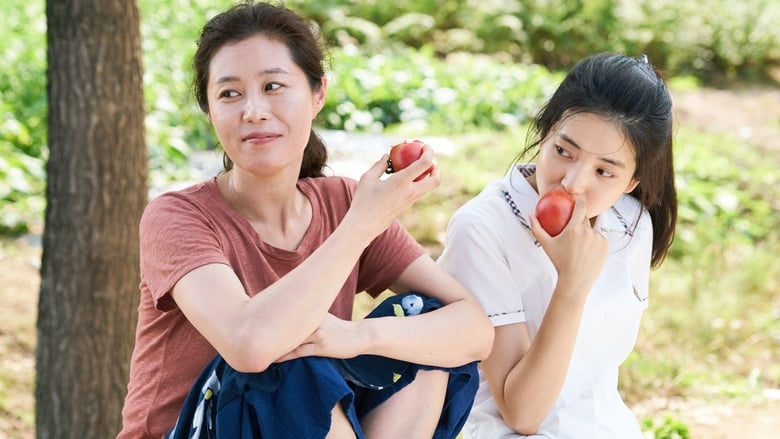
[437,203,526,327]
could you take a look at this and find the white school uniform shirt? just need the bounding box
[437,164,652,439]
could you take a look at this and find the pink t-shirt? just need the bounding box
[119,176,425,438]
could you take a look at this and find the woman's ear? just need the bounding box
[624,178,640,194]
[313,76,327,115]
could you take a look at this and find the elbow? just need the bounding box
[501,400,545,436]
[504,413,542,436]
[222,331,277,373]
[452,297,494,362]
[226,353,274,374]
[511,422,542,437]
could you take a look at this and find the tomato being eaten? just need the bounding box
[387,140,432,182]
[534,189,575,237]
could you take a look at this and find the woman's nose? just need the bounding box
[243,94,270,122]
[561,168,587,194]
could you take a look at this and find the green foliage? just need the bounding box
[641,414,691,439]
[674,130,777,250]
[292,0,780,82]
[323,47,563,134]
[139,0,232,190]
[0,0,47,234]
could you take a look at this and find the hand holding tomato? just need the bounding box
[534,189,575,237]
[343,149,439,245]
[386,140,433,182]
[531,190,608,303]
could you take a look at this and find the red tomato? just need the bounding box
[387,140,432,182]
[535,189,575,237]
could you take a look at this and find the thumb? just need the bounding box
[364,154,391,179]
[528,212,552,244]
[357,154,391,183]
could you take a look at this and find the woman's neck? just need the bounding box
[526,172,538,193]
[218,170,312,249]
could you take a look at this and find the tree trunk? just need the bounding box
[37,1,146,437]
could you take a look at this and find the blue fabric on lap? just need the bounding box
[165,292,479,439]
[166,356,359,439]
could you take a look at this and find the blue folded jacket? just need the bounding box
[166,292,479,439]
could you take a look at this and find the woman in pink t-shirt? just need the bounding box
[118,2,493,438]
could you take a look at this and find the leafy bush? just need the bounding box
[291,0,780,82]
[323,46,563,134]
[642,414,691,439]
[0,0,47,233]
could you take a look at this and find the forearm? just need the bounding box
[501,289,586,433]
[360,298,493,367]
[243,220,380,359]
[182,213,380,372]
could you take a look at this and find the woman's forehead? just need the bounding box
[554,113,635,159]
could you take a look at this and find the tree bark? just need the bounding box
[37,1,146,437]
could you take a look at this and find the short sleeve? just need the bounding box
[357,219,426,297]
[139,193,229,311]
[437,203,526,327]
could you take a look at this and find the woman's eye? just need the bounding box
[554,145,570,157]
[265,82,282,92]
[598,168,615,178]
[219,90,239,98]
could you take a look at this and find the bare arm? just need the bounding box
[172,149,440,373]
[279,254,495,367]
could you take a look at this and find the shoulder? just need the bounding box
[139,179,235,247]
[446,182,505,233]
[445,179,533,251]
[610,194,651,236]
[142,180,215,223]
[600,194,653,260]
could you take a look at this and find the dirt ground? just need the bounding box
[672,86,780,152]
[1,85,779,437]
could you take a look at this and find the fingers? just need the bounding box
[391,144,439,187]
[349,142,439,239]
[528,212,550,241]
[531,195,588,243]
[363,154,392,180]
[567,195,588,228]
[531,196,608,296]
[276,342,311,362]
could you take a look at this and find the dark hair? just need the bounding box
[522,53,677,267]
[192,1,328,178]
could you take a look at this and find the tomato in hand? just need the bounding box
[535,189,575,237]
[386,140,432,182]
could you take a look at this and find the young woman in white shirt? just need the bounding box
[437,53,677,438]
